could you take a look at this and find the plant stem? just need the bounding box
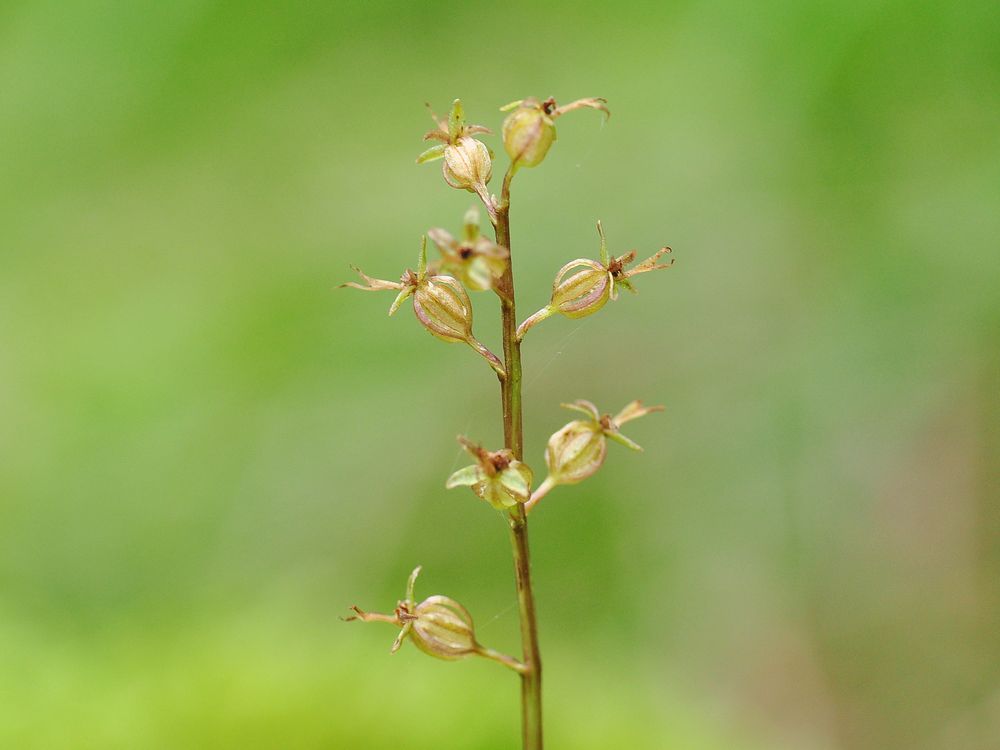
[476,645,529,675]
[506,504,543,749]
[493,168,544,750]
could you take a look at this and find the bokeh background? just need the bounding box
[2,1,998,748]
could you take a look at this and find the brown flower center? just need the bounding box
[607,257,626,276]
[489,452,511,472]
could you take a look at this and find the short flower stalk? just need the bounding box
[343,94,672,750]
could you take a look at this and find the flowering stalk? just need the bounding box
[491,165,544,748]
[343,96,671,750]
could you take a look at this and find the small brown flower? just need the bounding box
[427,207,509,293]
[446,436,534,510]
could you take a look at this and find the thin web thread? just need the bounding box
[525,323,586,388]
[446,321,585,471]
[479,600,518,630]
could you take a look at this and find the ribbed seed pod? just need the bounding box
[500,96,608,169]
[502,104,556,168]
[443,136,493,193]
[410,595,480,661]
[413,275,475,343]
[544,420,608,485]
[549,259,613,318]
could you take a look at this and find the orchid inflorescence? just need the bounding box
[342,95,673,750]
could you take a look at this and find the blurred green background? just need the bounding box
[2,0,999,748]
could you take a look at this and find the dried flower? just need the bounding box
[417,100,493,204]
[346,566,526,672]
[500,96,609,169]
[446,436,533,510]
[516,221,672,339]
[427,207,509,292]
[341,237,505,377]
[526,399,663,512]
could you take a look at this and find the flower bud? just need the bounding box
[501,101,556,168]
[409,595,479,660]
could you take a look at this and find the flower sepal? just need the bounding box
[427,207,509,293]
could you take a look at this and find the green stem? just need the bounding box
[493,167,543,750]
[476,644,529,675]
[506,505,542,748]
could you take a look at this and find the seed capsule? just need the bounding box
[549,259,613,318]
[442,136,493,194]
[409,595,479,660]
[501,101,556,168]
[413,274,475,343]
[545,418,607,485]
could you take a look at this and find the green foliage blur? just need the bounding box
[2,1,998,748]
